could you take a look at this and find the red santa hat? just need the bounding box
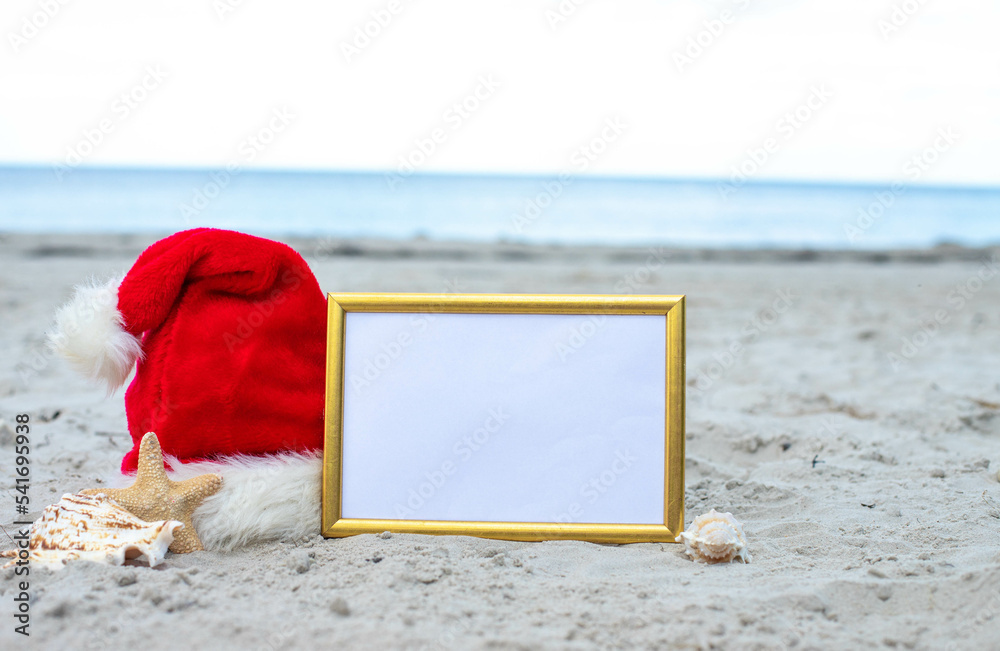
[49,228,327,550]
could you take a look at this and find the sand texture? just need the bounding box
[2,233,999,650]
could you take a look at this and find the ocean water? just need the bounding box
[0,166,997,249]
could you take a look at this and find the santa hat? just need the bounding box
[49,228,327,550]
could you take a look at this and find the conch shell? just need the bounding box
[678,509,751,564]
[1,493,182,569]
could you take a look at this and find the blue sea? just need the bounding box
[1,166,997,249]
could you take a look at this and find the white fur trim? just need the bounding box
[48,276,143,393]
[163,451,323,552]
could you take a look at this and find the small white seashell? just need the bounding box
[678,509,751,564]
[1,493,182,570]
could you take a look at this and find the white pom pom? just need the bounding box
[48,276,143,393]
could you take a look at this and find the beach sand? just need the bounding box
[2,233,999,650]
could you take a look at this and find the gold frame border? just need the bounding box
[322,293,685,544]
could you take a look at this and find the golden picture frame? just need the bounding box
[322,293,685,544]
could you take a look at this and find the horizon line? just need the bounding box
[1,162,998,193]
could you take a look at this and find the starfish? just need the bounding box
[82,432,223,554]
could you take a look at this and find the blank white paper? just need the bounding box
[340,311,666,524]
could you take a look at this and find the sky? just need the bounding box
[1,0,998,186]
